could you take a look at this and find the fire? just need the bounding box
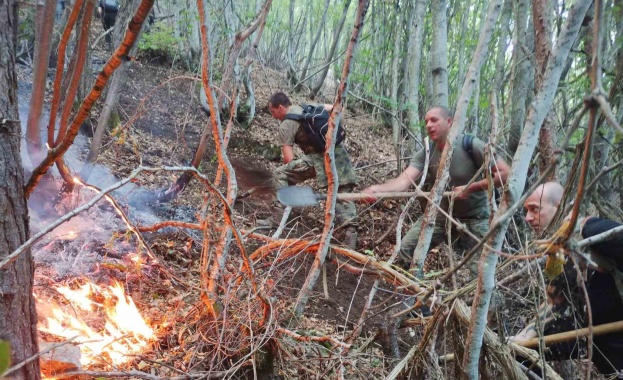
[38,279,155,367]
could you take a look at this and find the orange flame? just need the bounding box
[38,279,154,367]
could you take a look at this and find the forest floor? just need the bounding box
[22,44,600,379]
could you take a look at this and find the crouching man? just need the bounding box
[258,92,358,250]
[513,182,623,376]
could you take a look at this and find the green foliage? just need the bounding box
[137,23,180,62]
[0,340,11,376]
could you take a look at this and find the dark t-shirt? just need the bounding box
[547,217,623,374]
[409,135,489,219]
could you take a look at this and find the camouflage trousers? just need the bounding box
[272,146,358,228]
[399,214,489,271]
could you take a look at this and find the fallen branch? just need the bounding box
[276,327,350,349]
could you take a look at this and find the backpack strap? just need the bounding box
[284,113,303,121]
[462,134,475,162]
[462,134,485,169]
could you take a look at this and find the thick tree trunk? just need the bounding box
[430,0,449,107]
[0,1,41,378]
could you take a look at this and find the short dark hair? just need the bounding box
[269,92,292,108]
[428,105,453,118]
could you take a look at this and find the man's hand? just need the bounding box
[362,185,380,203]
[452,185,472,200]
[508,327,537,343]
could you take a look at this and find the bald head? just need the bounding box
[523,182,564,233]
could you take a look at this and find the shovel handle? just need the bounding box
[335,191,454,202]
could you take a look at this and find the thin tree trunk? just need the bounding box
[26,0,56,166]
[294,0,331,91]
[405,0,427,135]
[286,0,298,86]
[0,0,41,377]
[391,6,404,172]
[533,0,558,180]
[430,0,449,107]
[241,1,269,125]
[309,0,352,99]
[294,0,370,318]
[196,0,241,319]
[507,0,532,155]
[462,1,592,377]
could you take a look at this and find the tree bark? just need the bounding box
[462,0,592,377]
[430,0,449,107]
[0,0,41,377]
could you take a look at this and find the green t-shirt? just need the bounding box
[409,135,490,219]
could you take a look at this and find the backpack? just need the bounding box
[284,104,346,152]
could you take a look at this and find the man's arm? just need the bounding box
[363,166,422,195]
[454,157,510,199]
[511,300,553,341]
[281,145,295,164]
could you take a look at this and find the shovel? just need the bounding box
[277,186,454,207]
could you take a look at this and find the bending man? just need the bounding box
[258,92,358,249]
[363,106,509,271]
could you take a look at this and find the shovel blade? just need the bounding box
[277,186,320,207]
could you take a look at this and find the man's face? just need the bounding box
[524,189,558,234]
[424,108,452,142]
[269,103,287,121]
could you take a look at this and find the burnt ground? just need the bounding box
[20,39,602,378]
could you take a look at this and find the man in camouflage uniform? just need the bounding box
[259,92,358,249]
[363,106,509,271]
[513,182,623,376]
